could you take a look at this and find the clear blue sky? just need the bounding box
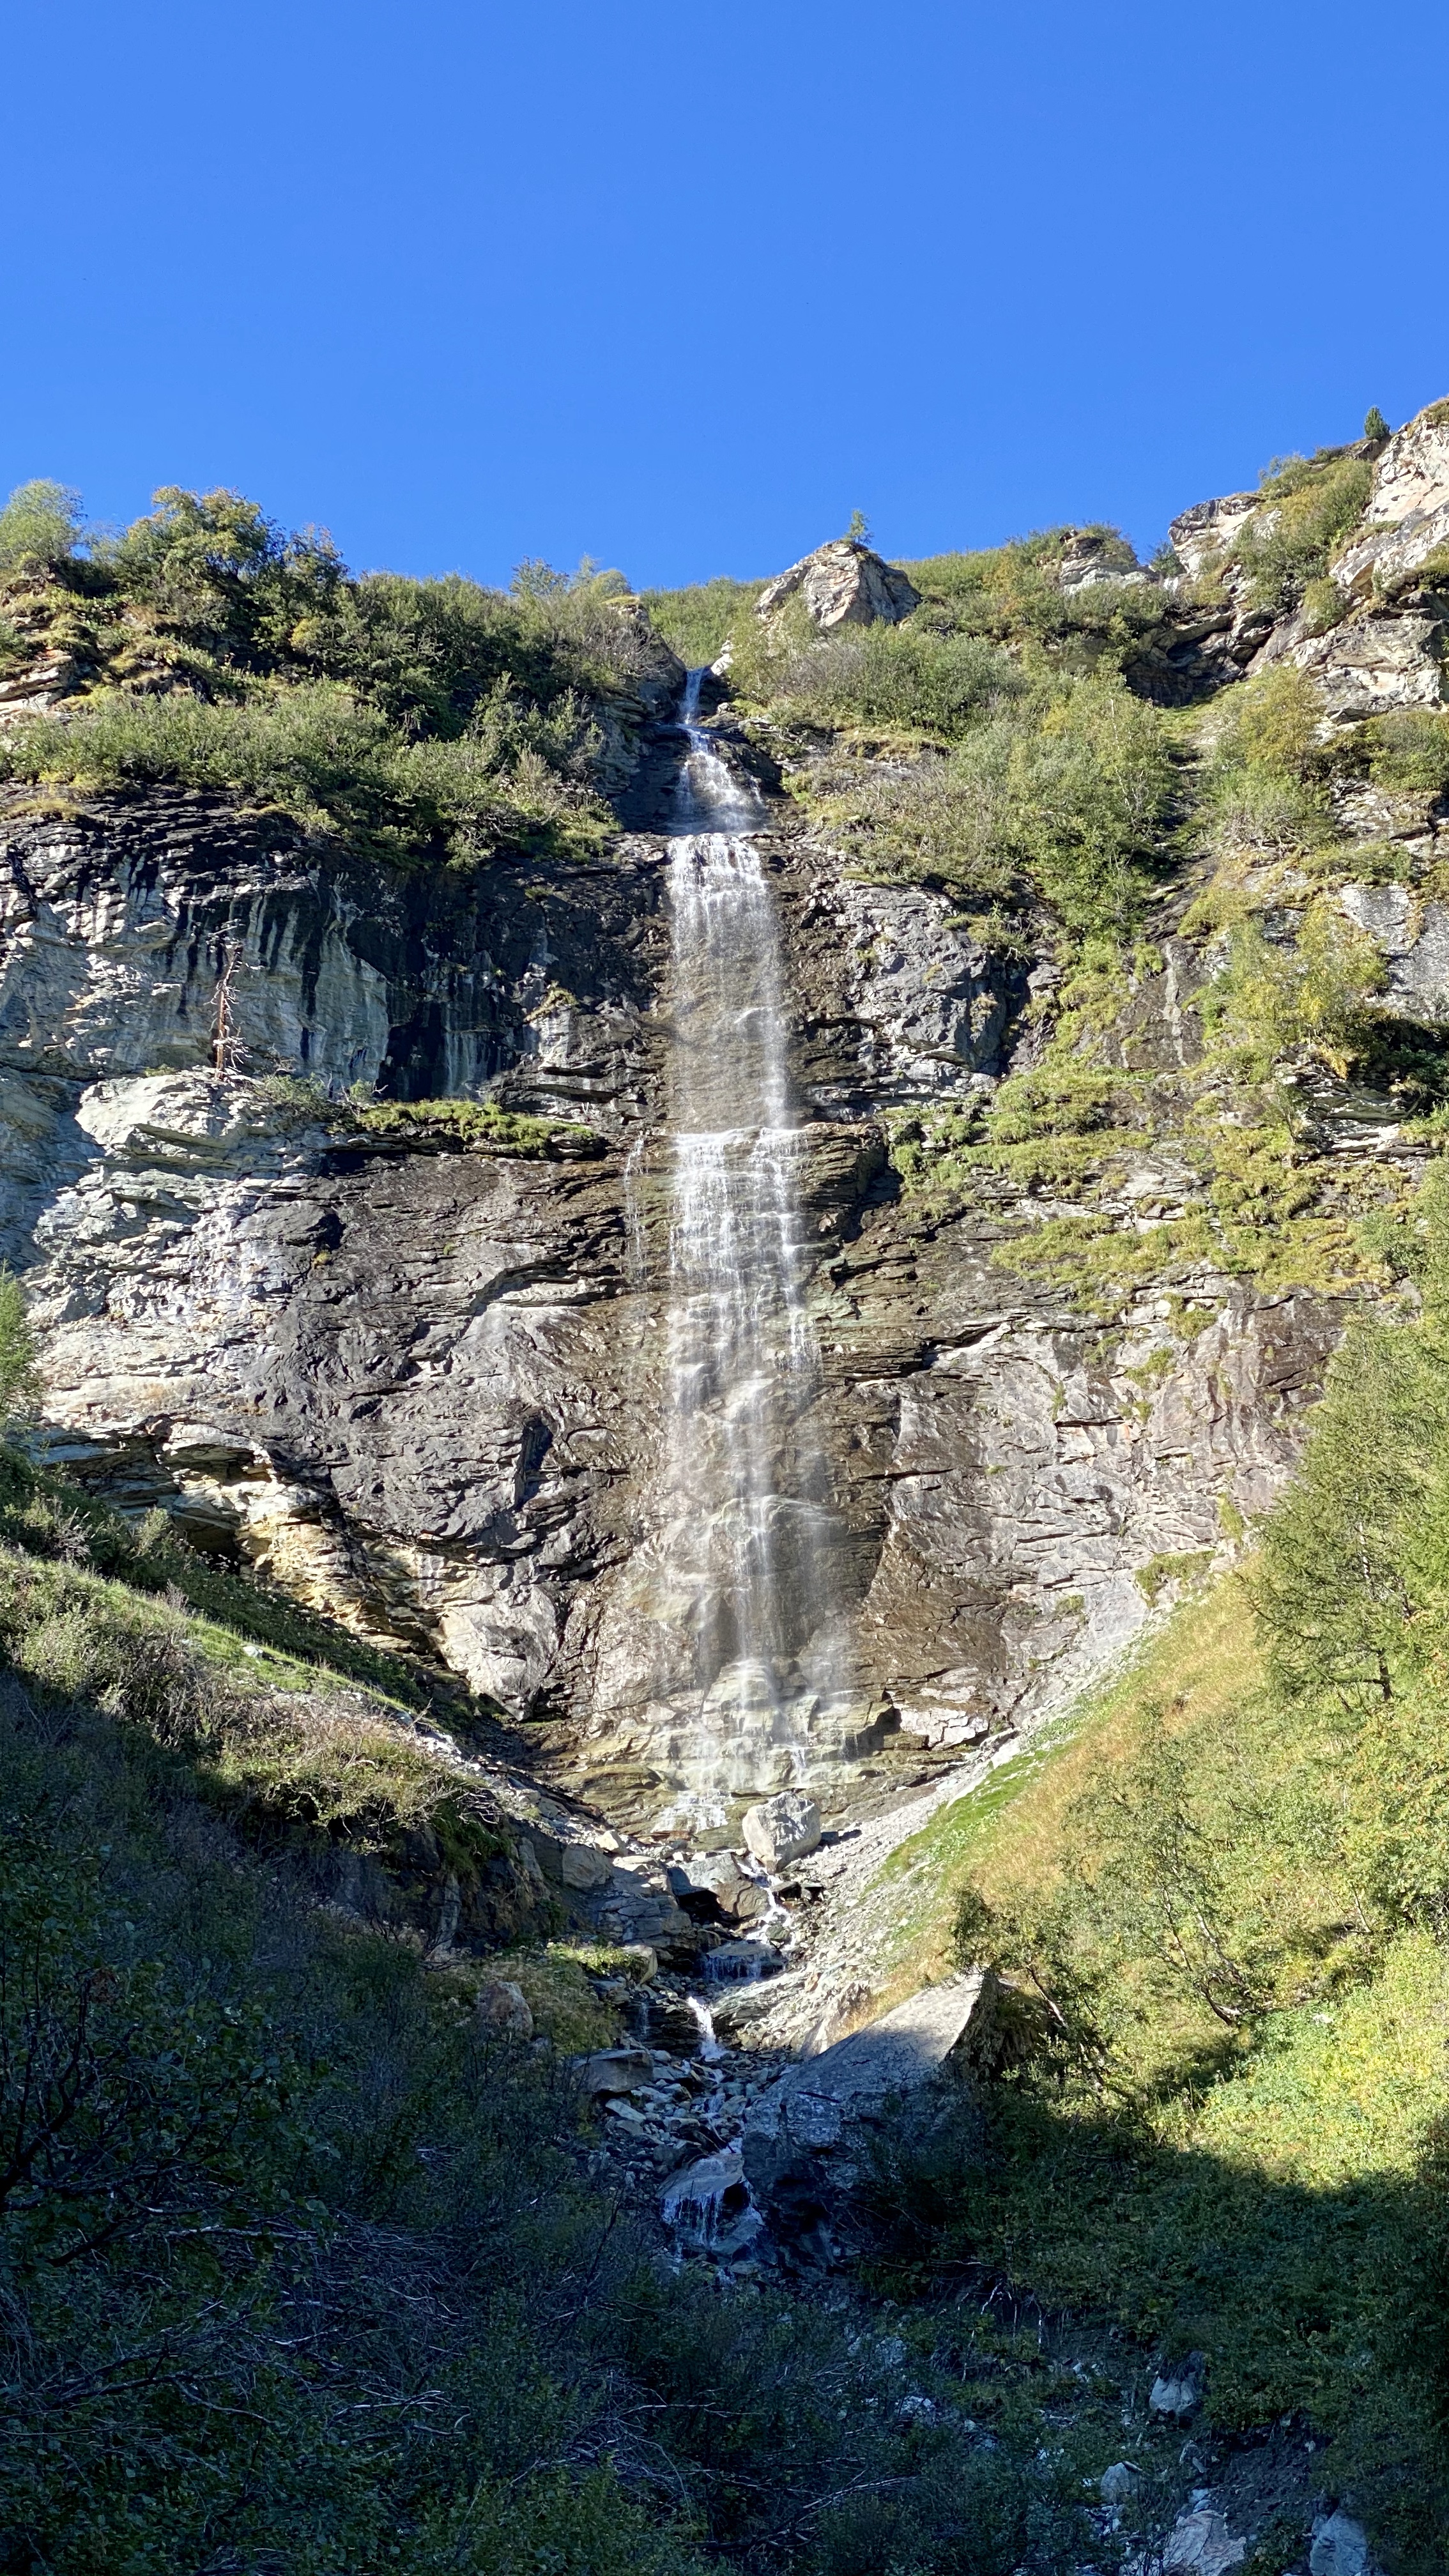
[4,0,1447,592]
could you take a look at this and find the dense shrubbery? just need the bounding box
[776,667,1176,939]
[727,601,1021,737]
[716,526,1179,944]
[0,479,84,575]
[0,483,661,861]
[0,1473,1116,2572]
[899,527,1165,662]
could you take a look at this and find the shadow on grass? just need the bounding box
[862,2078,1449,2570]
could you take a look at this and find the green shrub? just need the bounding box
[1236,452,1373,613]
[897,526,1163,662]
[747,615,1020,739]
[0,1269,39,1422]
[0,485,655,861]
[1000,673,1174,935]
[1202,903,1388,1082]
[351,1094,597,1154]
[1363,708,1449,794]
[0,677,609,860]
[0,479,83,576]
[1365,406,1392,443]
[1205,663,1334,857]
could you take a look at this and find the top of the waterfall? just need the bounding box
[755,538,920,634]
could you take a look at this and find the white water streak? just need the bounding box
[648,675,841,1797]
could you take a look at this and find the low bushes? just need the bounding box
[0,480,653,862]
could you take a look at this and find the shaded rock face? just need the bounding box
[0,793,668,1137]
[755,539,919,634]
[741,1968,997,2242]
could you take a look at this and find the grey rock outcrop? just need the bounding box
[1333,402,1449,596]
[0,774,1368,1817]
[474,1977,534,2038]
[1163,2509,1246,2575]
[1256,598,1446,721]
[667,1850,771,1923]
[1169,489,1262,582]
[572,2046,654,2094]
[1161,402,1449,716]
[1149,2353,1205,2420]
[742,1968,996,2233]
[1310,2511,1379,2576]
[755,539,919,633]
[1055,530,1151,594]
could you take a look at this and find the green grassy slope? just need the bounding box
[857,1181,1449,2561]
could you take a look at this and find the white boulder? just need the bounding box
[741,1791,822,1873]
[473,1978,533,2040]
[1164,2508,1246,2575]
[755,538,919,634]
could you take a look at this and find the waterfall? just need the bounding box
[632,673,845,1815]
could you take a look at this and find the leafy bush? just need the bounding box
[806,735,1022,904]
[0,676,609,860]
[738,611,1020,739]
[0,1269,39,1422]
[0,484,659,861]
[1236,452,1373,614]
[1362,707,1449,795]
[1204,663,1333,857]
[0,479,83,576]
[897,527,1165,663]
[0,1590,1117,2574]
[1202,902,1388,1081]
[997,673,1174,934]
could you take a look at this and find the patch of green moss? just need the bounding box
[1133,1547,1215,1605]
[352,1094,601,1157]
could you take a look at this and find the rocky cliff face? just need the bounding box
[6,415,1447,1828]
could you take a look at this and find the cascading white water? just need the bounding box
[641,673,845,1809]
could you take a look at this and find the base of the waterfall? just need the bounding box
[573,1666,900,1841]
[553,1729,976,1848]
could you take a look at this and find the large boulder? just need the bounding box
[571,2046,654,2095]
[1255,599,1447,721]
[1163,2510,1246,2575]
[742,1968,997,2237]
[473,1977,533,2040]
[755,538,919,634]
[741,1791,821,1872]
[667,1850,771,1923]
[1310,2513,1380,2576]
[1168,488,1262,581]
